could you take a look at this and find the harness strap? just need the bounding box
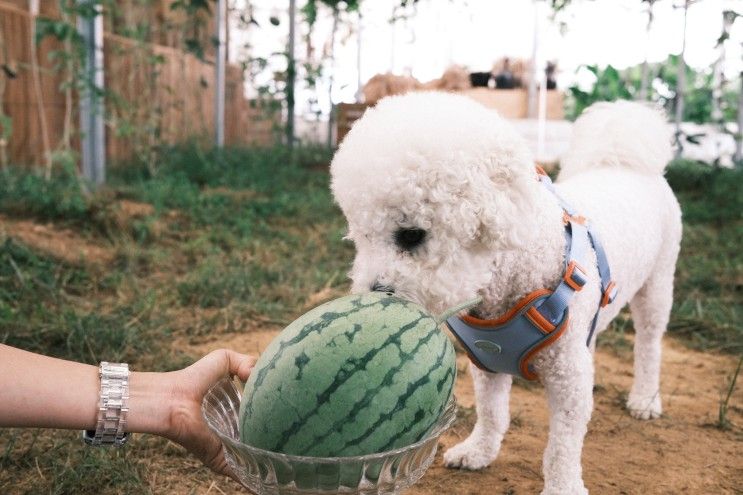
[537,172,617,346]
[445,168,618,380]
[585,227,617,345]
[535,220,589,327]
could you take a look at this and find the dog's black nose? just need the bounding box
[371,281,395,294]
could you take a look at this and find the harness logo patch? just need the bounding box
[474,340,502,354]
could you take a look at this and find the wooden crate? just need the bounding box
[459,88,564,120]
[336,89,564,147]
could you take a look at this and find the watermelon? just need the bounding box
[238,292,456,457]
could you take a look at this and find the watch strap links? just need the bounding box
[82,361,130,447]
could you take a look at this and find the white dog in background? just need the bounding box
[330,92,681,494]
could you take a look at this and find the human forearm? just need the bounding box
[0,345,173,435]
[0,344,99,430]
[0,344,256,479]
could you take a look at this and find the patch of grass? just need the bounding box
[177,255,269,309]
[0,164,90,222]
[176,222,352,322]
[0,165,124,239]
[0,430,150,495]
[665,161,742,354]
[0,238,165,365]
[717,356,742,430]
[110,144,337,229]
[665,160,743,226]
[667,162,742,349]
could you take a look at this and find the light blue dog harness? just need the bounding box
[445,168,618,380]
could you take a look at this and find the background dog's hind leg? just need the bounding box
[443,364,511,470]
[627,250,678,420]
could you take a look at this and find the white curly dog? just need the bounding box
[330,92,681,494]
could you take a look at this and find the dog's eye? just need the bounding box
[394,228,427,251]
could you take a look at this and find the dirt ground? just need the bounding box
[180,329,743,495]
[0,214,116,266]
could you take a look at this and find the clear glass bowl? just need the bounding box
[202,377,456,495]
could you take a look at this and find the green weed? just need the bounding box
[717,355,743,430]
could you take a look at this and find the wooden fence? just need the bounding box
[0,2,276,168]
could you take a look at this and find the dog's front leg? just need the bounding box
[443,363,511,470]
[540,344,594,495]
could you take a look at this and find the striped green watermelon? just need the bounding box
[238,292,456,457]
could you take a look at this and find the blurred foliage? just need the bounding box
[568,65,632,119]
[665,160,741,354]
[665,159,743,225]
[302,0,361,27]
[567,55,740,123]
[0,163,90,222]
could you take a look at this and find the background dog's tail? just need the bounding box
[558,100,672,180]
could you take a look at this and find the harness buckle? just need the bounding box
[562,211,587,225]
[564,261,588,291]
[600,281,618,307]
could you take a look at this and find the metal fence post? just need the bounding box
[215,0,226,148]
[286,0,296,150]
[77,0,105,186]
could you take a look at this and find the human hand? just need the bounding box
[129,349,256,480]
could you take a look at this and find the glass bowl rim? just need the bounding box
[202,376,457,465]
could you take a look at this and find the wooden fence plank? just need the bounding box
[0,3,276,168]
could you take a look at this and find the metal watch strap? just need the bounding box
[82,362,131,447]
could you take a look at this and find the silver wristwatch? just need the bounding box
[82,361,131,447]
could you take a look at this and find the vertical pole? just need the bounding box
[537,64,547,162]
[29,0,52,176]
[327,8,339,149]
[78,0,105,186]
[215,0,226,147]
[527,0,539,119]
[355,9,363,103]
[639,0,656,101]
[286,0,296,150]
[674,0,689,158]
[736,73,743,164]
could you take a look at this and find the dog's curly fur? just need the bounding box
[330,92,681,494]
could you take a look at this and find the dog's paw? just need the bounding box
[541,485,588,495]
[443,439,498,470]
[626,392,662,420]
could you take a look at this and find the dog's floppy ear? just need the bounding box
[458,160,540,251]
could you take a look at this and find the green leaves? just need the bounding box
[170,0,212,15]
[568,64,633,120]
[35,16,80,44]
[568,56,740,123]
[0,113,12,142]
